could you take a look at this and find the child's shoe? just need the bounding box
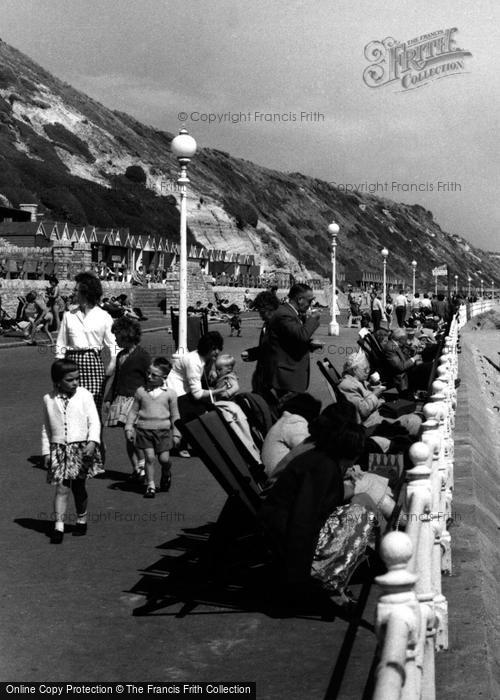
[50,529,64,544]
[73,522,88,536]
[128,470,144,482]
[159,465,172,492]
[144,486,156,499]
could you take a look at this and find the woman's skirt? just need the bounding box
[104,394,135,427]
[47,442,104,485]
[311,503,378,595]
[66,349,105,412]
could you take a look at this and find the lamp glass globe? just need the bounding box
[328,222,339,236]
[171,130,197,158]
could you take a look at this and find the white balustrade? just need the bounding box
[372,308,478,699]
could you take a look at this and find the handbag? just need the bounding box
[379,398,416,418]
[311,503,377,595]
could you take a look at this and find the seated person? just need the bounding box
[117,294,148,321]
[358,311,372,340]
[261,393,322,478]
[102,297,124,318]
[405,321,438,362]
[383,327,425,396]
[337,352,421,438]
[131,265,147,286]
[212,353,240,400]
[258,402,391,601]
[348,290,361,316]
[166,331,227,420]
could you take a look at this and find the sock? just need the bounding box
[55,521,64,532]
[76,512,87,525]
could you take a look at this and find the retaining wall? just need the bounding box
[436,325,500,698]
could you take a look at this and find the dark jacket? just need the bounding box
[258,448,344,586]
[245,325,272,394]
[110,345,151,398]
[266,303,320,392]
[383,340,414,393]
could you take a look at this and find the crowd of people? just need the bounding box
[0,277,150,344]
[37,272,455,608]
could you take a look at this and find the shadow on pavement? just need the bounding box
[14,517,51,535]
[27,454,47,470]
[127,524,379,697]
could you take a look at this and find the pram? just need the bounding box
[0,301,30,337]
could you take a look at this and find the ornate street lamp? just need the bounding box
[411,260,417,297]
[467,275,472,299]
[328,222,340,336]
[480,277,484,298]
[171,128,197,354]
[454,274,458,294]
[381,247,389,305]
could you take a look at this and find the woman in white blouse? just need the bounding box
[56,272,117,412]
[167,331,226,420]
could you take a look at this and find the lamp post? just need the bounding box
[411,260,417,297]
[171,127,197,354]
[328,222,340,336]
[492,280,495,302]
[381,247,389,305]
[467,275,471,299]
[480,278,484,298]
[454,274,458,294]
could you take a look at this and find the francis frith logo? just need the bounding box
[363,28,472,91]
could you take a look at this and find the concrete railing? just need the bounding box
[373,313,463,700]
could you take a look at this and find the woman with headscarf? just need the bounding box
[258,402,384,602]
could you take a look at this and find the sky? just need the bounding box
[2,0,499,250]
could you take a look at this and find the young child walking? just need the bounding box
[103,316,150,481]
[42,359,102,544]
[124,357,181,498]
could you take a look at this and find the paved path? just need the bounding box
[1,318,383,698]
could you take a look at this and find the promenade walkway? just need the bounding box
[1,318,379,699]
[2,313,496,698]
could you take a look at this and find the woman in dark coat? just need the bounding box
[259,403,377,597]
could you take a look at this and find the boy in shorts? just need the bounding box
[125,357,181,498]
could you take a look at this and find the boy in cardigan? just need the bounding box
[125,357,181,498]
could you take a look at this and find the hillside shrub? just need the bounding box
[125,165,147,184]
[43,123,95,163]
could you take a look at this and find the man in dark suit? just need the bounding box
[266,283,322,396]
[384,327,429,396]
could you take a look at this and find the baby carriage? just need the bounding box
[0,299,30,337]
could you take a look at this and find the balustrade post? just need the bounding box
[430,393,453,575]
[405,443,437,700]
[431,379,455,505]
[374,532,421,700]
[420,406,449,651]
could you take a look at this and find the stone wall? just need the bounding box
[0,262,216,316]
[435,328,500,699]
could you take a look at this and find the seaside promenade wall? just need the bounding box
[436,321,500,698]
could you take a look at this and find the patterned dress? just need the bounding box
[46,394,103,485]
